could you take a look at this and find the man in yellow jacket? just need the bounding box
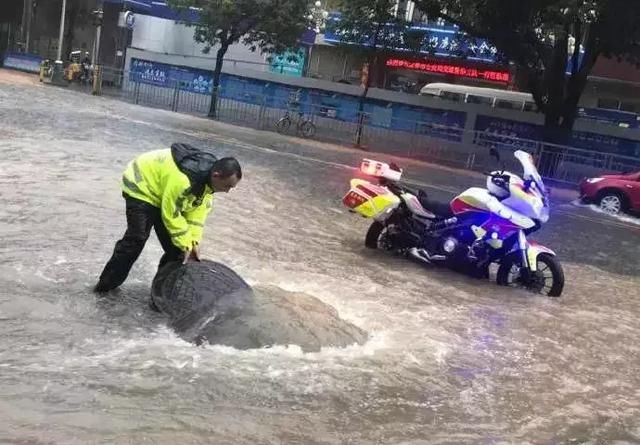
[94,143,242,293]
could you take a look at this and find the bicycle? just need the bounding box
[275,109,317,138]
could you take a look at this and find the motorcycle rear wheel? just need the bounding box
[497,252,564,297]
[365,221,385,249]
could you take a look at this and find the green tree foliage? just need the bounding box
[333,0,423,145]
[415,0,640,143]
[168,0,312,117]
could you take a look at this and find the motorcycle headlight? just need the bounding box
[586,178,604,184]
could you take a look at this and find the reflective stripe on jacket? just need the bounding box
[121,149,214,251]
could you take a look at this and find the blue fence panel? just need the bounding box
[474,115,640,156]
[570,131,640,157]
[2,52,43,73]
[128,57,640,156]
[578,107,640,129]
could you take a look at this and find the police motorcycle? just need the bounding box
[342,149,564,297]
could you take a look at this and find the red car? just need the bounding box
[579,171,640,215]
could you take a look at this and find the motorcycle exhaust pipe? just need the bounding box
[407,248,446,264]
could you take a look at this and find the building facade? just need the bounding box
[309,1,639,112]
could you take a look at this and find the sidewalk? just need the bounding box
[0,68,40,86]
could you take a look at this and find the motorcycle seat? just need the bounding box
[418,194,454,218]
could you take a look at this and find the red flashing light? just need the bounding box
[386,58,510,83]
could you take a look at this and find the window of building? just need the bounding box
[597,98,620,110]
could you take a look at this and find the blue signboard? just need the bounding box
[103,0,152,13]
[103,0,199,22]
[130,58,171,87]
[324,12,499,64]
[269,50,306,77]
[325,12,587,75]
[2,52,43,73]
[130,58,214,94]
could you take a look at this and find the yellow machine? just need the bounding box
[64,50,83,81]
[342,160,403,219]
[343,179,401,219]
[39,59,52,82]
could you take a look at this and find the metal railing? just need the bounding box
[86,67,640,185]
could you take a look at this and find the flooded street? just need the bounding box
[1,73,639,445]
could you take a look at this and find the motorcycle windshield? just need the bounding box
[514,150,547,198]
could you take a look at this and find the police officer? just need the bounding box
[94,143,242,293]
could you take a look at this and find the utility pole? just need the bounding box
[56,0,67,62]
[51,0,68,85]
[20,0,33,52]
[91,8,104,96]
[21,0,27,49]
[92,8,104,66]
[26,0,34,53]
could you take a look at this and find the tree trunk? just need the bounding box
[355,55,375,148]
[208,42,229,118]
[537,30,570,177]
[538,26,600,178]
[561,28,600,138]
[543,29,570,144]
[354,19,385,148]
[559,72,587,137]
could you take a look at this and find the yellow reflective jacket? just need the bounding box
[121,148,214,251]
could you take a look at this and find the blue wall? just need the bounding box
[130,56,467,142]
[129,57,640,157]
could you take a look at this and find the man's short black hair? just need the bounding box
[212,157,242,179]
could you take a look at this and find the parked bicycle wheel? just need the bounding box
[298,120,316,138]
[276,117,291,134]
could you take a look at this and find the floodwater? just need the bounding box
[1,75,639,444]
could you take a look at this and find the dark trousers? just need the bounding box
[96,194,183,291]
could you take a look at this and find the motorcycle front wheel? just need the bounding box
[365,221,402,251]
[497,252,564,297]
